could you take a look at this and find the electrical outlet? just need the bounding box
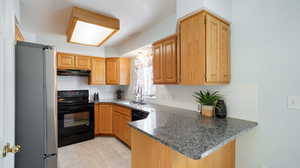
[288,96,300,109]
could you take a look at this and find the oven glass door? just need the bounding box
[64,111,90,128]
[58,104,94,136]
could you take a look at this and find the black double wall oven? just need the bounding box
[57,90,94,147]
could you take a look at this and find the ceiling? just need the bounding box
[20,0,176,47]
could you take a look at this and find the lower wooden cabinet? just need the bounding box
[113,105,132,146]
[131,128,235,168]
[94,103,113,135]
[95,103,132,146]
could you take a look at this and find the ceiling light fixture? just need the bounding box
[67,7,120,47]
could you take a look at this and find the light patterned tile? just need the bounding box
[58,137,131,168]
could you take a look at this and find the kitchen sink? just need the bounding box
[130,101,147,105]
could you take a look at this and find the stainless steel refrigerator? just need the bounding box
[15,41,58,168]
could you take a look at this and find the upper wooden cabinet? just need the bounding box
[57,52,130,86]
[153,35,177,84]
[89,57,106,85]
[75,56,91,70]
[106,58,131,85]
[57,53,76,69]
[179,11,231,85]
[57,52,91,70]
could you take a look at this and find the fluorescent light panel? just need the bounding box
[70,20,114,46]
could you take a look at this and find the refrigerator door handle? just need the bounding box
[44,153,57,168]
[43,153,57,159]
[43,47,58,156]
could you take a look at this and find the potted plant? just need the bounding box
[193,90,223,117]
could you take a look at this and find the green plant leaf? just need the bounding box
[193,90,223,106]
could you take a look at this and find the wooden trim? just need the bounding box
[97,29,119,46]
[153,34,177,45]
[15,25,24,41]
[178,9,230,26]
[66,7,120,47]
[66,17,78,42]
[176,21,181,84]
[72,7,120,30]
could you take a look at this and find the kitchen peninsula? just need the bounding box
[93,100,257,168]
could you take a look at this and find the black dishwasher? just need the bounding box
[132,110,149,121]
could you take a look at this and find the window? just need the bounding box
[134,52,156,98]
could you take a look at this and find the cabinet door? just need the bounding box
[94,104,100,135]
[153,43,164,84]
[113,111,121,138]
[57,53,75,69]
[99,104,113,134]
[119,58,131,85]
[219,22,231,83]
[121,115,131,146]
[163,36,177,83]
[206,15,220,83]
[131,128,171,168]
[89,58,106,85]
[106,58,120,85]
[180,13,206,85]
[75,56,91,70]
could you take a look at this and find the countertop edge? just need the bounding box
[129,121,258,160]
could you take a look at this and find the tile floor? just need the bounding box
[58,137,131,168]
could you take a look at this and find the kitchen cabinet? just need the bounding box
[57,52,76,69]
[112,105,132,146]
[57,52,91,70]
[57,52,130,86]
[94,103,113,135]
[179,11,231,85]
[106,58,131,85]
[131,128,235,168]
[153,35,177,84]
[75,55,91,70]
[89,57,106,85]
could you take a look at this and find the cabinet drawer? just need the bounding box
[113,105,132,117]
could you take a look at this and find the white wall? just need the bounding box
[231,0,300,167]
[176,0,204,19]
[57,76,118,100]
[118,14,177,55]
[105,46,120,58]
[176,0,232,22]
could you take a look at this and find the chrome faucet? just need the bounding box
[135,86,144,103]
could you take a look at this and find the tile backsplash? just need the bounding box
[57,76,118,100]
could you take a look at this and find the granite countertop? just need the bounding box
[92,99,258,160]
